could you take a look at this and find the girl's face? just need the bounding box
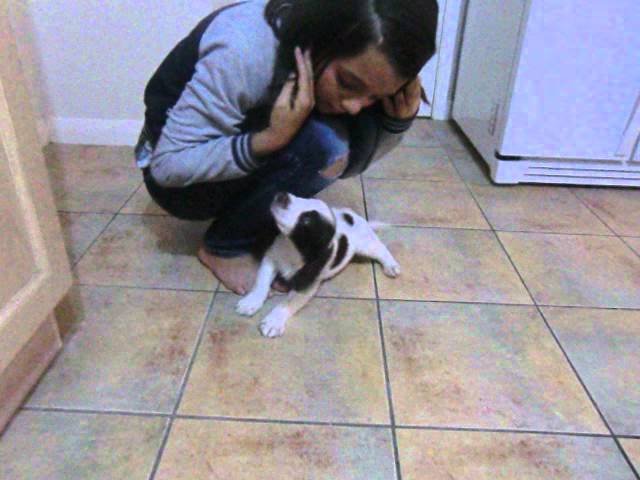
[315,45,407,116]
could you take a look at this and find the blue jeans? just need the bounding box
[138,114,350,257]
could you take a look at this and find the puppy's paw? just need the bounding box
[382,260,401,278]
[259,309,288,338]
[235,293,264,316]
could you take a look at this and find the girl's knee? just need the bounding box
[287,115,350,171]
[319,152,349,179]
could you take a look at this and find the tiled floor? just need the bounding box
[1,120,639,479]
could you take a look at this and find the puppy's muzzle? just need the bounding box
[272,192,290,209]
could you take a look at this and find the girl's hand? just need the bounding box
[382,76,422,121]
[266,46,315,149]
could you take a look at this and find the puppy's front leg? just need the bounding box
[236,257,277,316]
[260,282,320,338]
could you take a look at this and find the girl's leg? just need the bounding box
[138,114,350,293]
[141,165,257,221]
[201,114,350,293]
[204,114,350,255]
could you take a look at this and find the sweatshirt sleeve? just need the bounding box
[371,110,416,161]
[339,104,416,179]
[149,8,277,187]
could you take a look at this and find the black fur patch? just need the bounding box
[284,244,333,292]
[284,209,336,291]
[330,235,349,269]
[289,210,336,263]
[342,213,354,226]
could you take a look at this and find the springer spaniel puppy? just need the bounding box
[236,192,400,337]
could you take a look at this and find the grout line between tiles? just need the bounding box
[569,189,640,262]
[20,405,631,439]
[175,415,392,429]
[366,224,621,238]
[360,174,403,480]
[22,407,640,440]
[394,424,614,438]
[68,212,118,269]
[115,211,170,217]
[21,406,172,418]
[66,179,144,269]
[74,282,640,312]
[449,165,640,479]
[74,282,217,294]
[506,240,640,478]
[118,179,146,212]
[620,236,640,262]
[62,207,629,238]
[567,189,620,236]
[147,286,220,480]
[57,209,120,215]
[537,308,640,480]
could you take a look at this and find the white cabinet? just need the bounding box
[452,0,640,186]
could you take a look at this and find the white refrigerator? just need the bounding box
[452,0,640,186]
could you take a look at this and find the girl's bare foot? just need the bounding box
[197,246,259,295]
[198,246,291,295]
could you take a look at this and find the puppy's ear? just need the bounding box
[284,245,333,292]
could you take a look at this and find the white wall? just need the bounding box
[26,0,464,146]
[28,0,233,145]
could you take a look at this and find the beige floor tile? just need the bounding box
[445,147,493,185]
[575,188,640,236]
[179,294,389,423]
[499,232,640,308]
[26,285,210,412]
[73,214,217,290]
[429,120,470,151]
[624,237,640,256]
[316,175,366,217]
[120,183,168,215]
[0,411,165,480]
[382,301,605,432]
[400,119,441,147]
[375,227,531,303]
[317,260,376,298]
[543,307,640,436]
[155,420,395,480]
[365,178,489,229]
[44,144,141,213]
[365,146,462,183]
[471,185,611,234]
[621,439,640,472]
[58,212,113,264]
[398,430,635,480]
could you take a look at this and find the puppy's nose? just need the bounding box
[273,192,290,208]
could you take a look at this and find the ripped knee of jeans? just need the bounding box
[319,153,349,179]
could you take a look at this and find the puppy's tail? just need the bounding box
[368,220,393,231]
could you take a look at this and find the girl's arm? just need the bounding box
[148,3,280,188]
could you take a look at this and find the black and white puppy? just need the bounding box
[236,192,400,337]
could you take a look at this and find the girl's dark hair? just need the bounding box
[265,0,439,81]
